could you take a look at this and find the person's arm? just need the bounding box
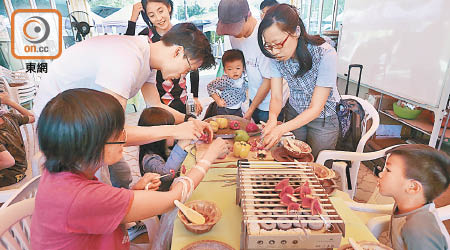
[141,144,187,182]
[0,92,35,123]
[122,138,230,223]
[207,77,228,107]
[261,76,283,137]
[102,88,212,146]
[0,150,15,170]
[124,2,142,35]
[140,82,186,124]
[243,77,271,120]
[263,86,331,149]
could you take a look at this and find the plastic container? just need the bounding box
[393,102,422,120]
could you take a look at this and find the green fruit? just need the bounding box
[234,130,249,142]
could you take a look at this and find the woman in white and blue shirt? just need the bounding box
[258,4,339,158]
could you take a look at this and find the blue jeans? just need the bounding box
[249,100,284,124]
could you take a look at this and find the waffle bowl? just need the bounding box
[281,138,312,158]
[181,240,235,250]
[337,241,393,250]
[310,162,336,180]
[178,200,222,234]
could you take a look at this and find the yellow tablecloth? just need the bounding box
[172,161,378,249]
[172,166,242,250]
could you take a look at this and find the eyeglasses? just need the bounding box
[263,33,290,52]
[185,56,194,74]
[105,130,127,145]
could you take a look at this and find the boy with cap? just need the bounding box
[216,0,287,124]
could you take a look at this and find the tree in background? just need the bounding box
[176,2,206,20]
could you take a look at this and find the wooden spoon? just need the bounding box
[349,237,364,250]
[174,200,206,225]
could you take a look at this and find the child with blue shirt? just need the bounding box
[378,144,450,250]
[207,49,248,117]
[138,107,190,191]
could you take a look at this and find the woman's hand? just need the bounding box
[243,109,254,120]
[132,173,161,191]
[194,98,203,116]
[262,124,286,149]
[173,120,213,141]
[130,2,143,22]
[217,98,227,108]
[262,119,277,138]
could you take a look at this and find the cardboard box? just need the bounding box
[366,93,397,111]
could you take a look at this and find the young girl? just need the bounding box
[138,107,190,191]
[31,88,228,250]
[258,4,339,157]
[207,49,248,117]
[125,0,202,115]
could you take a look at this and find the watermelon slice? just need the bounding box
[287,202,300,214]
[275,178,290,191]
[311,198,323,215]
[301,194,314,209]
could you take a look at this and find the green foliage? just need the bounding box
[87,0,135,8]
[176,3,206,20]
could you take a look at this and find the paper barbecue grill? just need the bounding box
[236,161,345,249]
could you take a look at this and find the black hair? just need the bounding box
[260,0,278,10]
[138,107,175,176]
[221,49,246,70]
[141,0,174,27]
[258,4,325,77]
[386,144,450,202]
[37,88,125,173]
[161,22,215,70]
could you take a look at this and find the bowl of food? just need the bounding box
[338,241,393,250]
[393,101,422,120]
[310,163,336,180]
[178,200,222,234]
[281,138,312,158]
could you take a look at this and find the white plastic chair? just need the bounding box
[0,72,37,109]
[317,95,380,198]
[346,199,450,239]
[0,198,35,249]
[0,175,40,208]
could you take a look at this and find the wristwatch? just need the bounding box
[184,114,196,122]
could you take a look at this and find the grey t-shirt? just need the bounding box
[390,202,450,250]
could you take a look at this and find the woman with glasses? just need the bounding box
[257,4,339,158]
[31,89,229,249]
[125,0,202,116]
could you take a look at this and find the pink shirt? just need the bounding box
[31,169,134,250]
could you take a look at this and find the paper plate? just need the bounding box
[181,240,235,250]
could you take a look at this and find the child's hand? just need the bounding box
[217,98,227,107]
[132,173,161,191]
